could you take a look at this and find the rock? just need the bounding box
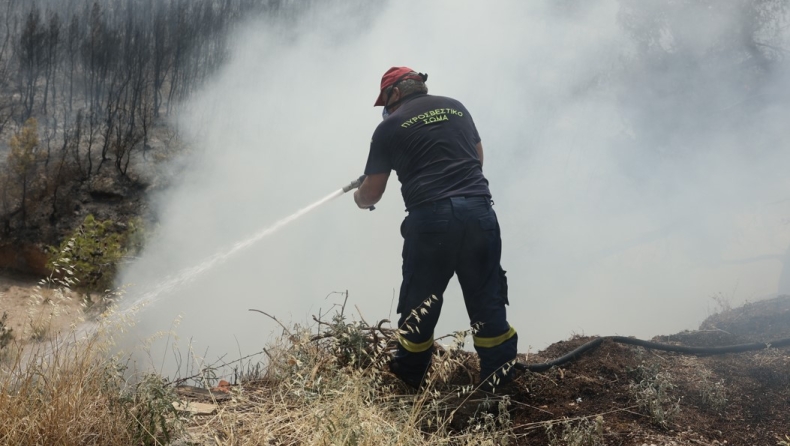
[172,401,217,415]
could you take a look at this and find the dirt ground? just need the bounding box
[0,269,86,344]
[501,294,790,445]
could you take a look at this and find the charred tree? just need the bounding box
[17,6,46,121]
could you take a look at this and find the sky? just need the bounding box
[118,0,790,376]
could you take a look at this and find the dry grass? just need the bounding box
[179,323,517,446]
[1,291,520,445]
[0,311,182,446]
[1,253,184,445]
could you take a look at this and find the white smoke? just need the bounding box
[119,0,790,374]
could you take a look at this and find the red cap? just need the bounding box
[374,66,423,106]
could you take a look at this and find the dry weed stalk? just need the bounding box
[0,310,182,446]
[182,296,518,445]
[2,252,183,446]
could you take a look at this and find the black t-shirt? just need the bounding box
[364,93,491,210]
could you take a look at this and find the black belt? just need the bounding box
[407,195,490,212]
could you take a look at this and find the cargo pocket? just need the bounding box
[498,266,509,305]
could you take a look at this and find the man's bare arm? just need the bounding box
[354,172,390,209]
[476,141,484,167]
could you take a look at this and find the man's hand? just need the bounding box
[354,172,389,209]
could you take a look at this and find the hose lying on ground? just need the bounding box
[514,335,790,373]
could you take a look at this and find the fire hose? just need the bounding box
[514,335,790,373]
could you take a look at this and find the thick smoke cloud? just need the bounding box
[120,0,790,372]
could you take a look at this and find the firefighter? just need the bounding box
[354,67,518,390]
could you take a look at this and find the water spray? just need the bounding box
[117,175,370,312]
[35,176,372,365]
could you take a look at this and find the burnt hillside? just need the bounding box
[0,0,293,273]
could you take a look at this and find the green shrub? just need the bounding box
[119,374,182,446]
[546,416,605,446]
[697,368,727,412]
[48,215,144,292]
[628,362,681,427]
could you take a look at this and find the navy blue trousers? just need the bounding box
[390,196,518,388]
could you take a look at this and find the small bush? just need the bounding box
[120,374,182,446]
[697,368,727,412]
[48,215,144,292]
[628,362,681,427]
[545,416,605,446]
[328,311,376,367]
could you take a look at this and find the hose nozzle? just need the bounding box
[342,174,367,193]
[342,174,375,211]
